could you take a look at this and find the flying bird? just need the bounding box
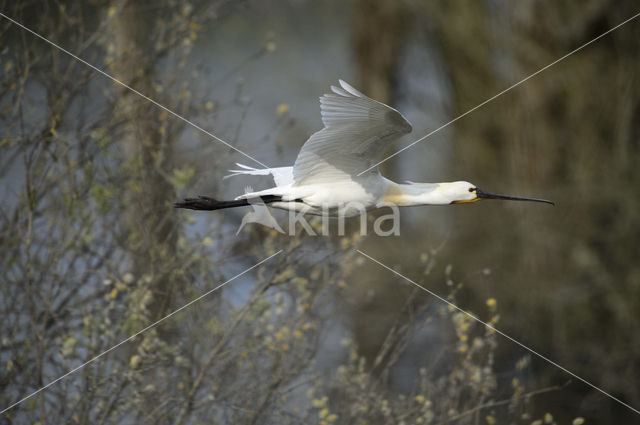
[175,80,553,216]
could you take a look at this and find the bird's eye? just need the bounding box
[468,187,475,193]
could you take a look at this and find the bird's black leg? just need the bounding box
[174,195,285,211]
[174,196,249,211]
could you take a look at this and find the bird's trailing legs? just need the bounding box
[174,195,284,211]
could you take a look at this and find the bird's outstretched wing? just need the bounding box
[292,80,412,186]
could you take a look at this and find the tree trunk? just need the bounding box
[110,2,178,322]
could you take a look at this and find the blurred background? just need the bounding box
[1,0,639,424]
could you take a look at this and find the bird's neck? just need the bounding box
[380,180,452,206]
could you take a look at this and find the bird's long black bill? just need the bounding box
[476,189,554,206]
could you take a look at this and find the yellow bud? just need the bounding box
[277,104,289,116]
[129,355,141,368]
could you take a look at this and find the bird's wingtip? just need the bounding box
[330,85,346,96]
[338,79,364,97]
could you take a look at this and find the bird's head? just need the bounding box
[447,181,554,206]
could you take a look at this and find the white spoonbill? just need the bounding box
[175,80,553,216]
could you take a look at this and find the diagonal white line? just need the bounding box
[358,11,640,176]
[0,250,282,415]
[0,12,269,169]
[356,249,640,415]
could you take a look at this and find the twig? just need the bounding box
[439,381,571,424]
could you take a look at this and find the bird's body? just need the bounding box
[176,80,552,215]
[227,165,386,216]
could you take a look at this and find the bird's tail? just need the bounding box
[223,163,271,179]
[174,195,283,211]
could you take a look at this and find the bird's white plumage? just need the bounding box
[227,80,413,213]
[292,79,412,186]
